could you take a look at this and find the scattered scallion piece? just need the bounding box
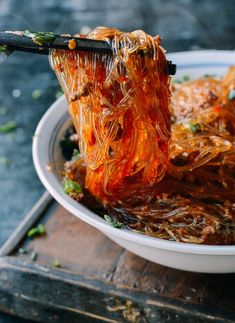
[27,224,46,238]
[190,123,201,134]
[53,259,61,268]
[72,148,80,160]
[0,156,10,167]
[0,121,17,133]
[31,251,37,261]
[183,75,190,82]
[63,179,82,195]
[32,89,42,100]
[0,45,7,53]
[104,214,124,229]
[172,79,182,84]
[23,30,57,46]
[18,248,27,255]
[0,45,13,57]
[228,89,235,101]
[204,74,216,78]
[55,90,63,99]
[0,107,7,116]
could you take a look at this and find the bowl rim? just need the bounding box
[33,50,235,256]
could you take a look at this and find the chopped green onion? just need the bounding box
[172,79,182,84]
[104,214,124,229]
[228,89,235,101]
[23,30,57,46]
[32,89,42,100]
[204,74,216,78]
[18,248,27,255]
[53,259,61,268]
[190,123,201,134]
[72,148,80,160]
[27,224,46,238]
[55,90,63,99]
[63,179,82,195]
[182,75,190,82]
[37,224,46,234]
[31,251,37,261]
[22,30,35,38]
[0,45,7,53]
[0,156,10,167]
[0,121,17,133]
[0,107,7,116]
[0,45,14,57]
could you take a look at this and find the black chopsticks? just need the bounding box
[0,31,112,54]
[0,31,176,75]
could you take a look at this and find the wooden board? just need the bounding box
[0,192,234,322]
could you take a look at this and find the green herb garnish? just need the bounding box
[53,259,61,268]
[0,45,14,57]
[0,45,7,53]
[27,224,46,238]
[228,89,235,101]
[204,74,216,78]
[0,121,17,133]
[0,107,7,116]
[72,148,80,160]
[31,251,37,261]
[0,156,10,167]
[172,79,182,84]
[182,75,190,82]
[190,123,201,134]
[32,89,42,100]
[18,248,27,255]
[23,30,57,46]
[55,90,63,99]
[104,214,124,229]
[63,179,82,195]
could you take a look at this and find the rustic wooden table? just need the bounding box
[1,193,235,322]
[0,0,234,322]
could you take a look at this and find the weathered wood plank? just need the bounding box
[0,257,233,323]
[0,192,53,258]
[1,199,235,322]
[13,203,235,311]
[22,204,124,279]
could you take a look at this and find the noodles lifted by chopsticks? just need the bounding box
[50,27,171,205]
[50,27,235,244]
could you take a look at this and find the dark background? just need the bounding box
[0,0,234,322]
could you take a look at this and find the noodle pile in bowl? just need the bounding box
[50,27,235,245]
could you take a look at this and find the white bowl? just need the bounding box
[33,50,235,273]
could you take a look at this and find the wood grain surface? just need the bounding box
[0,202,233,322]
